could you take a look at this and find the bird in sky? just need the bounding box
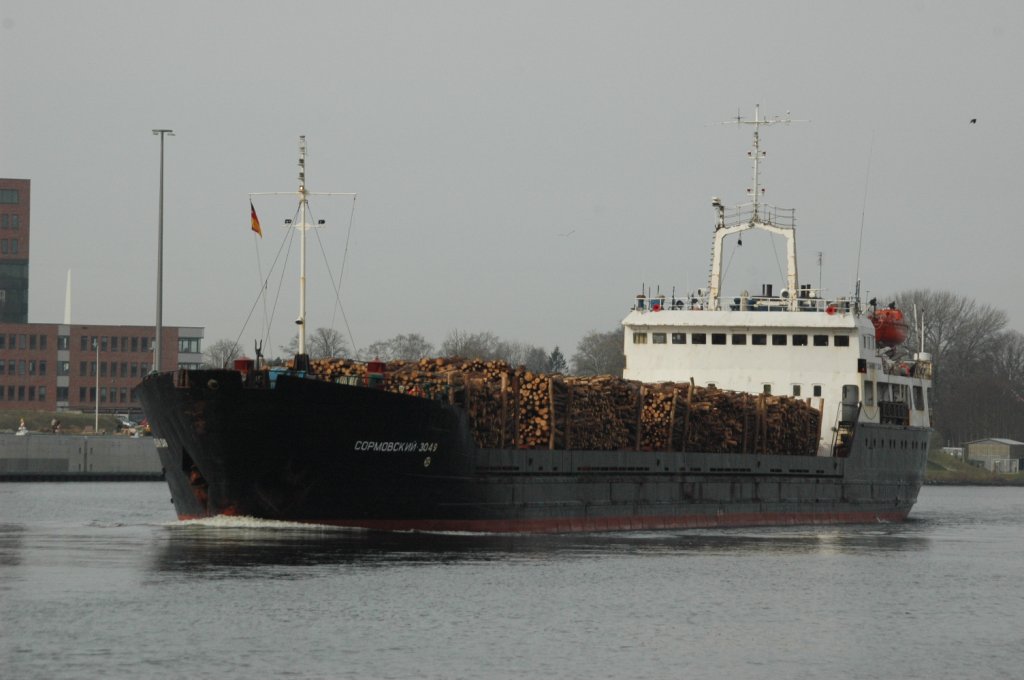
[558,229,575,237]
[970,118,977,124]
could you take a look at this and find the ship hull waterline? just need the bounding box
[139,370,929,534]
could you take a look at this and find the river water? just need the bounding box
[1,483,1022,680]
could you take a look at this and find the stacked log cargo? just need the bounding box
[299,357,820,455]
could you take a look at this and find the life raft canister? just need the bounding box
[869,307,909,347]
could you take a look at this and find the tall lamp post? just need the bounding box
[152,129,174,373]
[93,336,99,433]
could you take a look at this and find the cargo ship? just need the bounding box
[139,115,932,532]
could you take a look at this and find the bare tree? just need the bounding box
[441,330,500,359]
[360,333,435,361]
[571,329,624,376]
[204,339,243,368]
[439,330,549,369]
[896,289,1007,376]
[521,346,550,372]
[309,327,350,359]
[894,289,1013,443]
[493,340,541,369]
[280,328,351,359]
[992,331,1024,388]
[279,334,299,357]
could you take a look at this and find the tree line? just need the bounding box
[204,288,1023,445]
[204,328,625,378]
[895,289,1024,445]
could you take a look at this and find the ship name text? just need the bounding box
[355,440,438,453]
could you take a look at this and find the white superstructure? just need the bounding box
[622,108,932,456]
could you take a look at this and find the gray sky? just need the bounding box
[2,1,1021,358]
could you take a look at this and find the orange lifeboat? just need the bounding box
[870,307,908,347]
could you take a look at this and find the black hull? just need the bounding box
[139,370,929,532]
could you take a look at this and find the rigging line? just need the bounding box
[769,232,785,283]
[233,283,267,356]
[265,206,301,354]
[313,224,357,355]
[723,240,738,282]
[304,199,357,352]
[253,224,268,342]
[233,218,294,354]
[330,196,358,331]
[331,195,360,350]
[854,132,875,290]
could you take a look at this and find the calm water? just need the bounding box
[1,484,1022,680]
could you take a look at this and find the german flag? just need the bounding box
[250,200,262,237]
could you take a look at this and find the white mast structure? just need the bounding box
[250,136,355,363]
[706,106,807,311]
[64,270,72,324]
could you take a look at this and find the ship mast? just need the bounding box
[749,106,766,222]
[250,136,355,369]
[297,136,309,357]
[706,106,807,311]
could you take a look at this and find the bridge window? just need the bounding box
[813,334,829,346]
[712,333,726,345]
[913,385,924,411]
[772,334,787,346]
[792,384,802,396]
[652,332,666,344]
[752,334,767,345]
[671,332,686,344]
[793,334,808,346]
[813,385,822,397]
[834,335,850,347]
[692,333,707,344]
[864,380,875,406]
[632,332,648,344]
[877,382,890,401]
[732,334,747,345]
[763,384,772,394]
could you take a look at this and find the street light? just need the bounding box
[93,336,99,433]
[152,129,174,372]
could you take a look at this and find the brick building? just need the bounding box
[0,177,205,416]
[0,323,204,415]
[0,178,30,323]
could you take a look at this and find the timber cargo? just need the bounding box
[302,356,823,456]
[139,117,932,532]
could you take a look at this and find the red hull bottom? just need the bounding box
[176,509,910,533]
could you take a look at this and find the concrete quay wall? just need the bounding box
[0,433,162,480]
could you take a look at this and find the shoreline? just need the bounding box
[924,478,1024,486]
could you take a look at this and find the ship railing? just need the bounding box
[631,295,694,311]
[723,202,796,229]
[632,292,855,314]
[727,294,845,313]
